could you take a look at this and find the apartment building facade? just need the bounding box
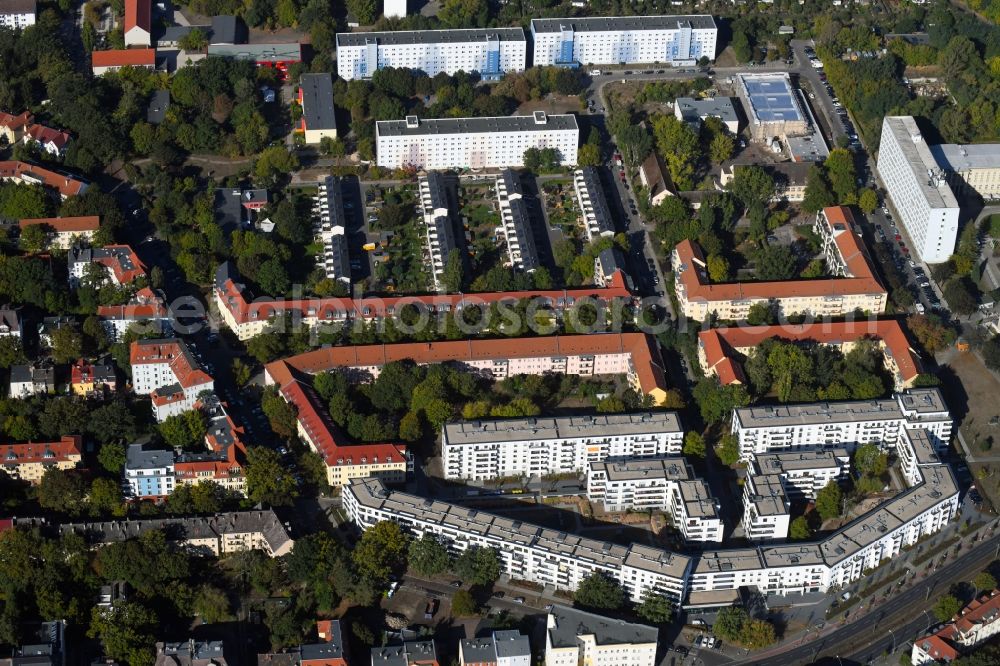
[459,631,530,666]
[0,436,82,484]
[586,457,723,543]
[0,0,35,29]
[673,207,886,321]
[336,28,527,81]
[730,388,952,462]
[375,112,579,170]
[573,167,615,242]
[18,216,99,249]
[930,142,1000,201]
[495,169,540,272]
[741,473,791,541]
[314,176,350,286]
[877,116,960,264]
[752,449,850,499]
[442,412,683,481]
[419,172,460,292]
[544,605,657,666]
[130,338,215,422]
[530,16,716,67]
[344,477,693,603]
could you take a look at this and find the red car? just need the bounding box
[894,234,902,241]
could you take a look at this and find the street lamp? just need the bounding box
[888,627,897,655]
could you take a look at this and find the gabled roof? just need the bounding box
[124,0,151,34]
[0,161,87,197]
[130,338,213,390]
[0,436,82,464]
[19,216,100,233]
[24,123,71,150]
[91,48,156,68]
[0,110,32,131]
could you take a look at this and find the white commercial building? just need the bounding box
[376,112,579,171]
[545,605,657,666]
[336,28,526,81]
[495,169,540,272]
[730,388,952,462]
[753,449,850,499]
[587,457,723,543]
[442,412,684,481]
[930,142,1000,201]
[419,172,459,292]
[0,0,35,29]
[741,473,791,541]
[344,476,693,603]
[573,167,615,242]
[530,16,717,67]
[877,116,960,264]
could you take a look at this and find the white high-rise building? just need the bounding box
[877,116,960,264]
[730,389,952,462]
[442,412,683,481]
[376,112,579,171]
[530,16,717,67]
[336,28,527,81]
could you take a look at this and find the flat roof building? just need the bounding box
[573,167,615,242]
[298,73,337,143]
[674,96,739,135]
[877,116,960,264]
[531,16,717,68]
[736,73,808,142]
[444,412,683,481]
[336,28,527,81]
[930,142,1000,201]
[545,605,658,666]
[376,112,579,171]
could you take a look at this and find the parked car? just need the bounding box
[513,597,525,604]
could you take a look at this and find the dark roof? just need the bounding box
[210,15,243,45]
[377,113,578,137]
[208,42,301,62]
[146,90,170,124]
[336,27,525,47]
[531,15,716,33]
[299,73,337,132]
[0,0,36,14]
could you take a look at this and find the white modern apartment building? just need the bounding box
[442,412,684,481]
[530,16,717,67]
[348,447,958,603]
[375,112,579,171]
[419,172,459,292]
[930,142,1000,201]
[495,169,540,272]
[545,605,657,666]
[586,457,723,543]
[344,477,693,603]
[877,116,960,264]
[741,473,791,541]
[730,388,952,462]
[0,0,35,29]
[314,176,350,286]
[124,443,176,499]
[573,167,615,242]
[336,28,526,81]
[753,449,850,499]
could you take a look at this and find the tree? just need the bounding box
[353,521,409,584]
[706,254,729,282]
[635,591,674,623]
[245,447,299,507]
[0,336,25,368]
[452,589,478,616]
[19,224,47,253]
[753,245,797,281]
[408,534,451,577]
[683,431,706,458]
[742,618,778,648]
[49,325,83,363]
[262,388,298,439]
[257,258,291,295]
[802,165,835,213]
[729,165,775,212]
[89,402,138,444]
[934,594,963,622]
[577,143,601,167]
[854,443,888,477]
[98,441,127,474]
[574,572,626,610]
[715,433,741,466]
[714,606,749,643]
[815,481,843,522]
[943,278,978,316]
[453,546,501,586]
[178,27,208,51]
[159,409,207,449]
[36,469,88,517]
[441,249,464,293]
[746,301,777,326]
[193,585,231,624]
[88,601,157,666]
[692,378,750,424]
[438,0,488,29]
[858,188,878,214]
[255,146,300,183]
[89,477,125,517]
[973,571,997,593]
[789,516,813,541]
[824,149,858,204]
[709,132,735,164]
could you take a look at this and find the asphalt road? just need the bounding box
[739,531,1000,665]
